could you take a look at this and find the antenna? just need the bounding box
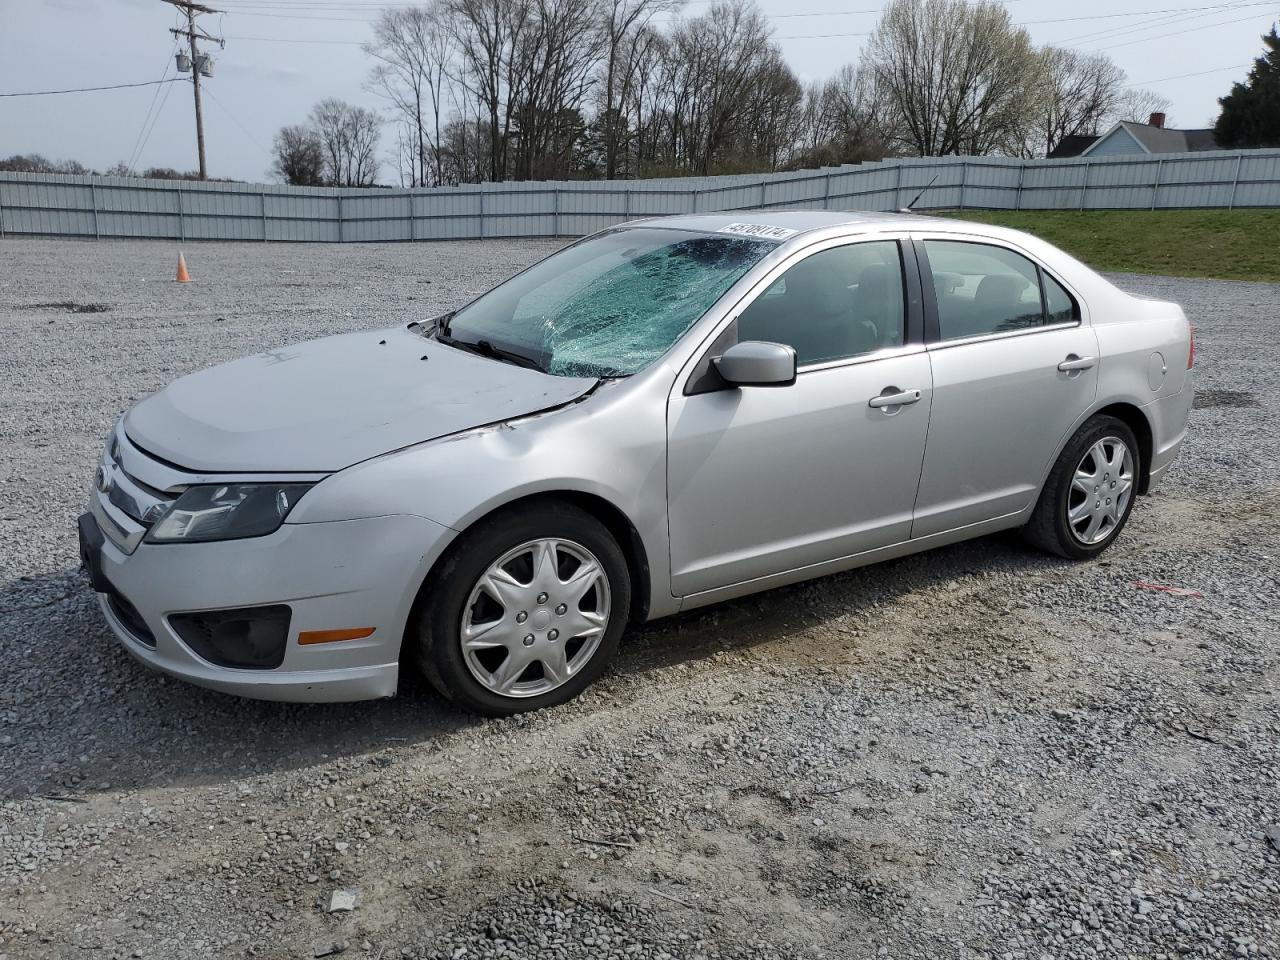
[899,172,941,214]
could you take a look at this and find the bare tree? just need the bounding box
[596,0,681,178]
[1110,87,1172,127]
[508,0,605,180]
[309,99,382,186]
[1028,48,1126,156]
[365,3,457,186]
[796,64,893,166]
[271,124,326,185]
[866,0,1041,156]
[0,154,91,174]
[445,0,538,181]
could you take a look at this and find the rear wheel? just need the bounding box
[1024,415,1139,560]
[413,501,630,715]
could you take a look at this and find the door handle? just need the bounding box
[868,388,922,409]
[1057,355,1096,372]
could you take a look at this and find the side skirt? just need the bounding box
[675,510,1028,613]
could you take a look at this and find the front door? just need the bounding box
[666,238,933,597]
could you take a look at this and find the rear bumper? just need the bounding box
[84,510,456,702]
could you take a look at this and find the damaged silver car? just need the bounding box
[79,211,1194,714]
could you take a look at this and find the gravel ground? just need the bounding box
[1,238,1277,960]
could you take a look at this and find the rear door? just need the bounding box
[911,235,1099,538]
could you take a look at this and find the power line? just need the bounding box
[202,86,272,156]
[126,39,182,174]
[224,34,365,43]
[1060,0,1266,44]
[130,73,182,173]
[1098,10,1271,49]
[0,78,184,98]
[1126,62,1251,84]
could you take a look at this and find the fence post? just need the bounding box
[824,171,832,210]
[1014,163,1025,211]
[337,194,344,243]
[177,183,186,241]
[261,187,268,242]
[408,190,416,242]
[958,160,968,210]
[1150,158,1163,211]
[893,163,902,211]
[759,180,767,209]
[478,190,485,238]
[91,181,100,240]
[1078,162,1091,211]
[0,178,5,238]
[1229,153,1243,209]
[624,186,631,221]
[553,187,560,237]
[692,188,700,214]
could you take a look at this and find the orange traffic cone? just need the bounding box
[175,252,191,283]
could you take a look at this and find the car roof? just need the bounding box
[632,209,956,237]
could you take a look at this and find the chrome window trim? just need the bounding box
[796,342,926,374]
[925,319,1082,352]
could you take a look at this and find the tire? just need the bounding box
[413,500,631,716]
[1023,415,1140,560]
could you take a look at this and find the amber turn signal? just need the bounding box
[297,627,376,645]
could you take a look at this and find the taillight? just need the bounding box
[1187,322,1196,369]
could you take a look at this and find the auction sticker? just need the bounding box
[718,222,798,240]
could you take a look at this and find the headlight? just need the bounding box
[145,483,313,544]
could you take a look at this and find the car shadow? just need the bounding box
[0,532,1064,800]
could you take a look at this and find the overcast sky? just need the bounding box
[1,0,1275,183]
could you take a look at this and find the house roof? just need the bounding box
[1081,121,1219,156]
[1048,134,1099,159]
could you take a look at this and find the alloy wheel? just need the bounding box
[1067,436,1134,545]
[460,538,611,698]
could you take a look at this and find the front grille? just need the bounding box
[103,581,156,647]
[103,454,173,528]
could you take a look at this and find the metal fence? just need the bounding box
[2,149,1278,243]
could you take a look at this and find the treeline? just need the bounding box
[272,0,1171,188]
[0,154,220,182]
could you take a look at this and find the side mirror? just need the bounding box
[712,340,797,388]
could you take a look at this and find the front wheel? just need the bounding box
[1023,415,1140,560]
[413,501,631,715]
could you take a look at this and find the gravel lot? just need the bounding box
[1,238,1277,960]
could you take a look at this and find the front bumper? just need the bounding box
[81,509,456,703]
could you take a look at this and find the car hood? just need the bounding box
[124,326,597,473]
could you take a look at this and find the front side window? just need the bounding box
[925,240,1071,341]
[441,227,776,377]
[737,240,905,366]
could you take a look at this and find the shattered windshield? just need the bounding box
[441,227,777,377]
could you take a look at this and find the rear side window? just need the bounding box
[1043,272,1077,324]
[924,240,1075,341]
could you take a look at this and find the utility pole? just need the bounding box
[163,0,222,180]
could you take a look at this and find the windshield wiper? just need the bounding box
[436,332,546,372]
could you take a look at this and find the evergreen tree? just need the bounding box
[1214,26,1280,148]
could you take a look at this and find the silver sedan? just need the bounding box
[79,211,1194,714]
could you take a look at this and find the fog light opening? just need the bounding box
[169,605,291,670]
